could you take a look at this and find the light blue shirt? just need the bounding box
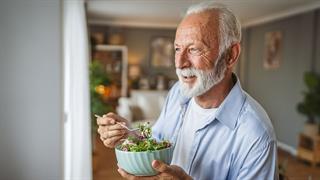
[152,76,278,180]
[172,97,218,169]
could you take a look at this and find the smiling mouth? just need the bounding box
[182,75,196,83]
[183,75,195,79]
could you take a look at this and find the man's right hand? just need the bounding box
[96,112,129,148]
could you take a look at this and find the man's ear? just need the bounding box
[226,43,241,68]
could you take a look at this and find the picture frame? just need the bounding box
[150,36,174,68]
[263,31,283,70]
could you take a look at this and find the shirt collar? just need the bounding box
[178,74,246,130]
[215,74,246,129]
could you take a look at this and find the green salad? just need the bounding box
[118,122,171,152]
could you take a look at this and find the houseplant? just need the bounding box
[297,71,320,136]
[89,61,113,139]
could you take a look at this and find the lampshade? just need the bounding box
[129,65,141,79]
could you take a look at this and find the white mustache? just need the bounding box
[176,68,198,77]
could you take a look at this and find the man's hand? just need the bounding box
[96,112,129,148]
[118,160,192,180]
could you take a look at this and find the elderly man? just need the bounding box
[97,2,278,180]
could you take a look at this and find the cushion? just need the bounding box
[129,105,144,122]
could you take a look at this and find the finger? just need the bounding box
[152,160,175,175]
[117,168,136,180]
[97,126,104,135]
[108,123,127,131]
[105,112,128,124]
[103,134,126,147]
[118,168,157,180]
[100,130,126,141]
[98,124,126,135]
[96,116,116,126]
[97,128,102,135]
[101,129,127,139]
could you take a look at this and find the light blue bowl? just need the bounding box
[115,146,174,176]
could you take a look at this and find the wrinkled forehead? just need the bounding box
[175,11,220,45]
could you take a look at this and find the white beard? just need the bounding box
[176,56,226,98]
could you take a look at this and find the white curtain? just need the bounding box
[63,0,92,179]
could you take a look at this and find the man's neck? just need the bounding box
[195,73,235,109]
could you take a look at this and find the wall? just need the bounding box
[242,11,319,148]
[90,26,177,80]
[0,0,62,179]
[316,10,320,72]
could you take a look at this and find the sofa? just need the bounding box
[116,90,168,127]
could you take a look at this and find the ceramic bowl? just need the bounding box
[115,146,173,176]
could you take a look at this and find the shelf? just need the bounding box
[297,133,320,166]
[93,45,128,97]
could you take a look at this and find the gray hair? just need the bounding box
[186,2,241,55]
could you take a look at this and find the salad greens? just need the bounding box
[118,122,171,152]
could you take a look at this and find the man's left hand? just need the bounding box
[117,160,192,180]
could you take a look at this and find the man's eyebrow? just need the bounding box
[174,42,195,47]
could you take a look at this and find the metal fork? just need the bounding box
[95,114,139,132]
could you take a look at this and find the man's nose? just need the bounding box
[175,50,191,69]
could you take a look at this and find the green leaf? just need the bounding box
[298,71,320,123]
[304,72,319,90]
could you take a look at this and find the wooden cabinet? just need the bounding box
[297,133,320,166]
[93,45,128,98]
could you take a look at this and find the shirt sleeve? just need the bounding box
[237,140,279,180]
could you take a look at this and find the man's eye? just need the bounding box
[189,48,200,54]
[175,47,181,52]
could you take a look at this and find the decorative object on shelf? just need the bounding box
[263,31,282,70]
[108,28,125,45]
[94,45,128,97]
[89,61,113,135]
[91,32,105,45]
[139,77,150,90]
[297,133,320,166]
[297,71,320,137]
[129,65,141,89]
[108,32,125,45]
[156,74,166,90]
[150,36,174,68]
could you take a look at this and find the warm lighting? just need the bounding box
[95,85,111,98]
[128,53,142,64]
[95,85,105,95]
[129,65,141,79]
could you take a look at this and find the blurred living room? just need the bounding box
[1,0,320,180]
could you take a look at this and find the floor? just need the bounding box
[278,150,320,180]
[93,136,320,180]
[92,135,123,180]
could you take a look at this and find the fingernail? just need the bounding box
[152,160,160,168]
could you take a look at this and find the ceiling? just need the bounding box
[87,0,320,28]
